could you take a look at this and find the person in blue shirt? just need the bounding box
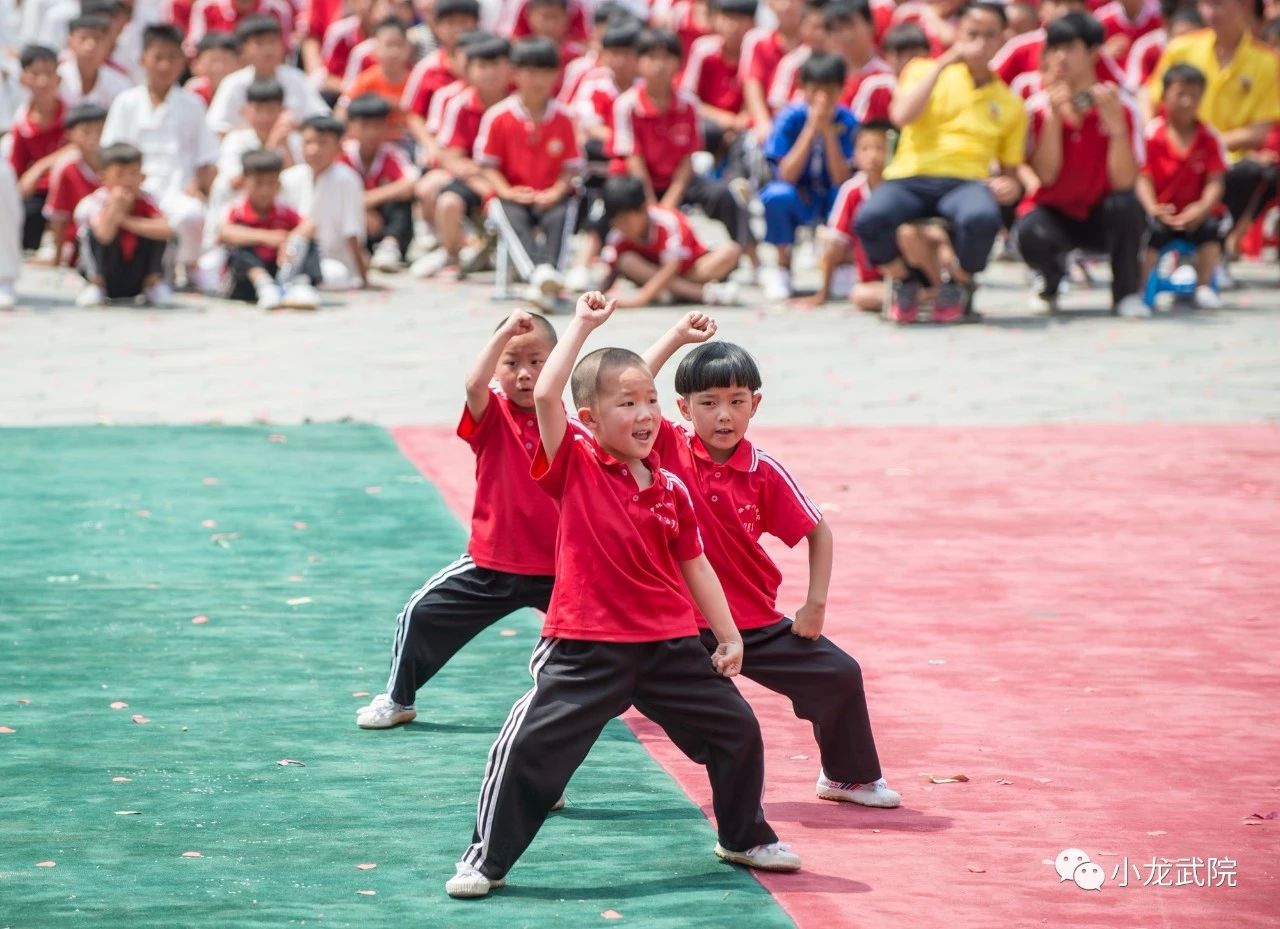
[759,53,858,301]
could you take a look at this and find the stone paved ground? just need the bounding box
[2,251,1277,427]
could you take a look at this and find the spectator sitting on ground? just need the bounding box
[43,103,107,268]
[341,93,420,271]
[9,45,66,254]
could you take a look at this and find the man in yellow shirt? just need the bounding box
[1147,0,1280,259]
[854,1,1027,323]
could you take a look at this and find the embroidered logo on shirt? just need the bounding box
[738,502,761,536]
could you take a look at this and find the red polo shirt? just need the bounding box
[681,34,745,114]
[601,205,708,272]
[44,152,100,246]
[767,45,808,111]
[742,27,787,93]
[652,420,822,631]
[8,101,66,194]
[223,196,302,262]
[1095,0,1164,67]
[827,174,881,282]
[438,86,489,153]
[839,56,893,109]
[404,49,457,118]
[610,84,703,192]
[339,140,414,190]
[1025,90,1143,221]
[74,188,162,260]
[1141,116,1228,212]
[994,29,1130,88]
[321,15,365,79]
[849,71,895,124]
[532,431,704,642]
[474,96,582,191]
[458,388,563,576]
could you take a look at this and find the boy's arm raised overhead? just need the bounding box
[679,555,743,677]
[641,311,717,377]
[465,310,536,421]
[533,290,616,461]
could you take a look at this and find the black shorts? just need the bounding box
[441,178,484,213]
[1146,214,1228,250]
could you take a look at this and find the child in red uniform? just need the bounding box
[475,37,583,307]
[43,103,106,268]
[681,0,755,162]
[355,309,564,728]
[216,149,322,308]
[403,0,481,155]
[848,23,930,125]
[601,175,742,307]
[445,291,801,899]
[643,324,901,810]
[741,0,807,143]
[341,94,419,270]
[73,143,172,306]
[798,119,891,310]
[825,0,891,110]
[1136,63,1228,312]
[10,46,67,252]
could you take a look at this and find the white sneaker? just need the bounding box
[1216,262,1237,290]
[529,263,563,297]
[281,276,320,310]
[76,284,105,307]
[356,693,416,729]
[1194,285,1222,309]
[1029,290,1059,314]
[370,239,402,272]
[563,263,594,293]
[255,282,283,310]
[759,265,791,302]
[410,248,453,279]
[0,281,15,309]
[702,280,741,305]
[550,793,566,811]
[815,772,901,808]
[445,861,506,898]
[1115,294,1151,318]
[714,841,802,872]
[144,280,174,306]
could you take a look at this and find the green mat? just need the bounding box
[0,424,794,929]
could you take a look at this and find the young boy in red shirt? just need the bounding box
[612,28,755,270]
[10,45,67,252]
[475,37,582,308]
[1135,63,1228,312]
[355,309,564,728]
[341,93,420,271]
[73,143,172,306]
[445,291,801,899]
[403,0,481,154]
[741,0,807,143]
[43,103,106,268]
[643,323,900,810]
[600,175,742,307]
[216,149,322,309]
[681,0,755,161]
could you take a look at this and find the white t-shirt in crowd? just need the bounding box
[57,60,134,110]
[279,160,366,275]
[102,84,221,198]
[206,65,329,135]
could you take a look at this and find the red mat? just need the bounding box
[392,423,1280,929]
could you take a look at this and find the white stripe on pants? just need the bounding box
[384,554,476,697]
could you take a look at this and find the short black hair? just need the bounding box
[571,347,649,409]
[68,13,110,33]
[637,27,682,59]
[81,0,126,13]
[1162,62,1207,93]
[1044,11,1104,49]
[246,77,285,104]
[883,22,931,55]
[347,92,392,120]
[100,142,144,168]
[959,1,1008,27]
[242,148,285,176]
[857,118,893,136]
[19,44,58,69]
[602,19,642,49]
[65,102,109,129]
[466,35,511,61]
[602,175,648,220]
[142,22,184,50]
[1170,5,1204,28]
[525,0,568,10]
[674,342,762,396]
[196,30,240,55]
[302,114,346,136]
[372,15,407,36]
[435,0,481,18]
[493,311,557,344]
[713,0,758,16]
[594,1,629,24]
[799,51,847,87]
[235,14,283,42]
[823,0,871,29]
[511,36,560,69]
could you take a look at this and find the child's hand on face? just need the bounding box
[674,310,717,344]
[711,640,743,677]
[574,290,617,328]
[502,309,537,338]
